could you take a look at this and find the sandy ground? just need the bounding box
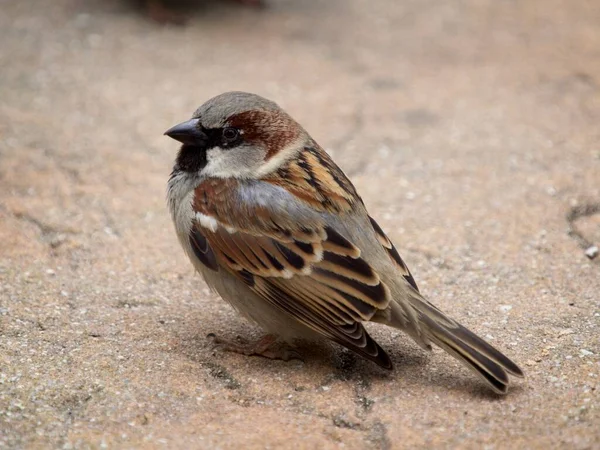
[1,0,599,448]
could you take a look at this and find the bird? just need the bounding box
[165,91,524,394]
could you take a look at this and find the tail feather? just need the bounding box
[440,319,523,377]
[408,295,524,394]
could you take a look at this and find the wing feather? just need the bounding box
[253,277,392,369]
[368,216,419,292]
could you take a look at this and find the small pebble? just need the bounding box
[584,245,598,260]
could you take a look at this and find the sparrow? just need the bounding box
[165,91,524,394]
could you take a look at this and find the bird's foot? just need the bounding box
[207,333,302,361]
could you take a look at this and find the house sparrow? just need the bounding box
[165,91,524,394]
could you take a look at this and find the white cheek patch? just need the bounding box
[202,147,229,178]
[195,212,218,232]
[202,143,277,179]
[207,147,223,157]
[203,146,258,179]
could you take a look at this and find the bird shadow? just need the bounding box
[172,322,524,400]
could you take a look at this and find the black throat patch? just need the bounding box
[175,144,208,173]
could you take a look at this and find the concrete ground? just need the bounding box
[1,0,599,448]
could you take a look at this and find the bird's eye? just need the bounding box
[222,127,239,143]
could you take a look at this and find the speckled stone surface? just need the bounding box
[0,0,599,448]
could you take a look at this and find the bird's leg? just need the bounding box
[207,333,302,361]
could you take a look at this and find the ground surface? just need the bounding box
[1,0,599,448]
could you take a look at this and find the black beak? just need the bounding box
[164,118,207,146]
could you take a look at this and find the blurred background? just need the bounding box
[1,0,599,448]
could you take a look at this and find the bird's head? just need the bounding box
[165,91,308,179]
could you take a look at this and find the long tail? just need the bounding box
[405,294,524,394]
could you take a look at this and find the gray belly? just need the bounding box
[198,264,318,342]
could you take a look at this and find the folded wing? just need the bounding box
[190,178,394,368]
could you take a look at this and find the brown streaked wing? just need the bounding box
[262,146,359,214]
[190,177,393,368]
[203,224,391,322]
[253,277,393,369]
[368,216,419,292]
